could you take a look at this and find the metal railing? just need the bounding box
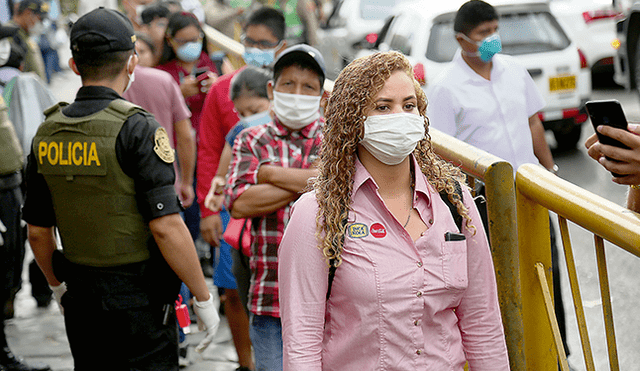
[516,164,640,371]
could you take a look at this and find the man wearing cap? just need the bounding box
[8,0,47,80]
[225,44,326,371]
[23,8,220,370]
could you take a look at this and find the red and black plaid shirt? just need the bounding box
[225,118,322,317]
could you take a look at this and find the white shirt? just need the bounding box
[426,49,545,172]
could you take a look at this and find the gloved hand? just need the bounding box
[193,293,220,353]
[0,219,6,246]
[49,282,67,314]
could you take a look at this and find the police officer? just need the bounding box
[23,8,219,370]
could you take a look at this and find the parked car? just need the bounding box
[359,0,592,150]
[550,0,621,77]
[315,0,412,80]
[612,1,640,92]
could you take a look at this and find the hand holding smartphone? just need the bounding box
[585,99,630,177]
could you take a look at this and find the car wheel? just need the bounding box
[553,124,582,152]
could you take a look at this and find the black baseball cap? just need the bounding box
[273,44,326,84]
[70,8,136,54]
[0,23,18,39]
[19,0,49,17]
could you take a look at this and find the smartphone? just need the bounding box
[585,99,630,177]
[195,68,209,84]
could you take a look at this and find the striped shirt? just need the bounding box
[225,118,322,317]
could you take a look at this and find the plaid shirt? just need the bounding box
[225,118,322,317]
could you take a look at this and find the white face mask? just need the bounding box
[272,91,321,130]
[360,112,425,165]
[0,38,10,66]
[30,20,44,36]
[124,54,136,93]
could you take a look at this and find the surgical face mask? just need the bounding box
[459,32,502,62]
[272,91,321,130]
[242,47,276,68]
[238,110,272,128]
[360,112,425,165]
[0,38,10,66]
[124,54,136,93]
[175,41,202,62]
[29,20,44,36]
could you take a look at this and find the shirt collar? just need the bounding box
[74,86,122,101]
[271,117,323,139]
[453,48,505,83]
[352,154,434,205]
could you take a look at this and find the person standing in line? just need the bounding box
[0,23,51,371]
[203,65,273,316]
[139,4,170,66]
[197,7,287,371]
[123,38,196,208]
[225,44,325,371]
[23,8,219,370]
[425,0,568,358]
[278,50,509,371]
[7,0,46,80]
[585,123,640,213]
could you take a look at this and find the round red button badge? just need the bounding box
[370,223,387,238]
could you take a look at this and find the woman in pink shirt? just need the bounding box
[278,51,510,370]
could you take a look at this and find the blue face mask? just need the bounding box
[242,47,276,68]
[238,110,272,128]
[176,41,202,63]
[460,33,502,62]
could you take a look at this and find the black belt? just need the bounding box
[0,171,21,191]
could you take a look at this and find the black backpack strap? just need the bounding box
[326,218,347,301]
[439,181,463,232]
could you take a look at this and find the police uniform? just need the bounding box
[22,9,182,371]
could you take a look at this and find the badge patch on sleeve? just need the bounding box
[153,127,175,163]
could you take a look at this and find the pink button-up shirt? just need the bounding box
[279,157,510,370]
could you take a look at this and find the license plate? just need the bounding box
[549,75,576,92]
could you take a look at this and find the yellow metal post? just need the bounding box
[558,217,596,371]
[516,171,556,370]
[535,262,570,371]
[594,236,620,371]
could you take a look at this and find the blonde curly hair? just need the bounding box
[314,51,474,267]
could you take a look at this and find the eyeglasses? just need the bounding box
[241,35,281,49]
[171,33,204,46]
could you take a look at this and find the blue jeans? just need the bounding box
[249,314,283,371]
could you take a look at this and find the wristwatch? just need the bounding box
[631,185,640,190]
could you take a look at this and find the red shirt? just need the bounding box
[196,67,244,218]
[156,52,217,134]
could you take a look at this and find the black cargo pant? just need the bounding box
[0,173,24,348]
[58,260,179,371]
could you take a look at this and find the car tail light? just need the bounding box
[538,109,588,124]
[583,9,623,24]
[578,49,589,69]
[414,63,425,86]
[365,33,378,45]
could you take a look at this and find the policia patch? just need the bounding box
[153,127,174,163]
